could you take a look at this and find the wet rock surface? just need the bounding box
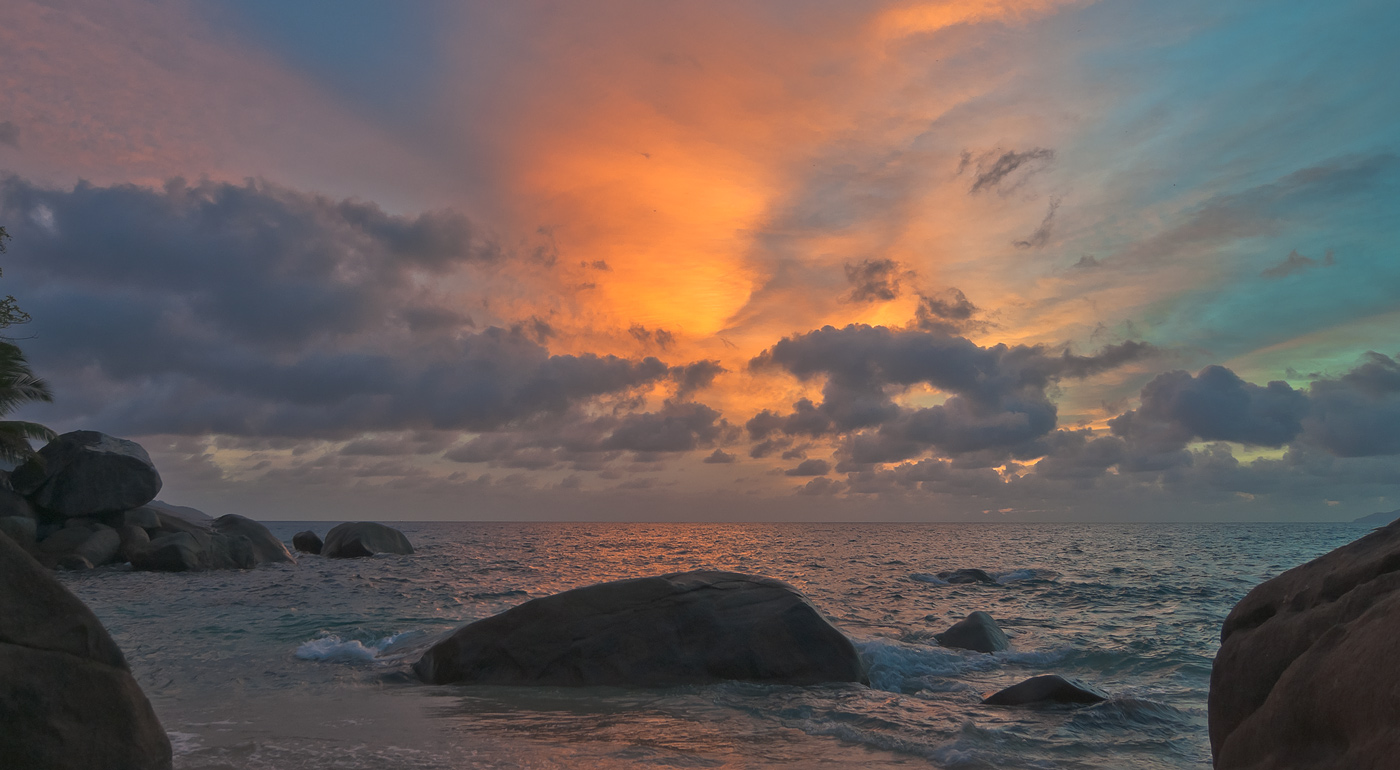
[414,570,866,688]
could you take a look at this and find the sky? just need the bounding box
[1,0,1398,522]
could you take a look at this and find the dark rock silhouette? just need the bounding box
[1210,517,1400,769]
[983,674,1107,706]
[415,570,865,687]
[936,611,1010,653]
[0,531,172,769]
[322,522,413,558]
[212,514,294,565]
[938,568,998,584]
[293,530,323,554]
[11,431,162,517]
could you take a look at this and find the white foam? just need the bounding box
[295,632,412,664]
[856,638,995,693]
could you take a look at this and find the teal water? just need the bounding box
[60,522,1368,769]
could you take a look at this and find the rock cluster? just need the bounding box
[0,530,172,769]
[414,570,865,687]
[1210,518,1400,769]
[4,431,293,572]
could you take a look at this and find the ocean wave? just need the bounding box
[909,568,1060,586]
[856,638,998,693]
[295,631,418,664]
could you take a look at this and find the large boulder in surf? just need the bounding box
[936,611,1010,653]
[414,570,866,687]
[10,431,162,518]
[292,530,322,554]
[322,521,413,558]
[983,674,1107,706]
[0,531,172,769]
[212,514,294,564]
[1209,518,1400,769]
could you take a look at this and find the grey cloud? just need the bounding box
[1013,196,1060,250]
[1261,249,1335,278]
[0,176,687,438]
[913,288,980,334]
[703,449,736,464]
[443,400,731,468]
[784,458,830,476]
[1306,352,1400,457]
[629,325,675,350]
[671,359,724,397]
[1110,366,1310,449]
[0,122,17,148]
[964,148,1055,194]
[749,324,1153,463]
[843,258,908,303]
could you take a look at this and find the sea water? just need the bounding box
[58,521,1368,769]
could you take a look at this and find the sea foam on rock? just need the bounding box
[414,570,866,687]
[0,531,172,769]
[322,521,413,558]
[1210,517,1400,769]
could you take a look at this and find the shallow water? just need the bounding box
[60,522,1368,769]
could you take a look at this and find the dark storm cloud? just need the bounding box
[749,324,1154,463]
[962,148,1055,194]
[1305,352,1400,457]
[843,258,908,303]
[1261,249,1334,278]
[0,176,688,438]
[1109,365,1310,449]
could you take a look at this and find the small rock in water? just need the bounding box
[938,568,998,584]
[292,530,323,554]
[983,674,1108,706]
[322,522,412,558]
[936,611,1010,653]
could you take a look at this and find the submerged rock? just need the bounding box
[414,570,866,688]
[322,522,413,558]
[0,531,172,769]
[10,431,162,517]
[292,530,322,554]
[936,611,1010,653]
[937,568,998,584]
[1210,517,1400,769]
[983,675,1107,706]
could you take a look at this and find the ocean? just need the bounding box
[57,521,1367,769]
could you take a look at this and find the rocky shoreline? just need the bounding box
[3,431,1391,768]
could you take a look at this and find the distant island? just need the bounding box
[1353,509,1400,526]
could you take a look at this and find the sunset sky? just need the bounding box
[2,0,1398,521]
